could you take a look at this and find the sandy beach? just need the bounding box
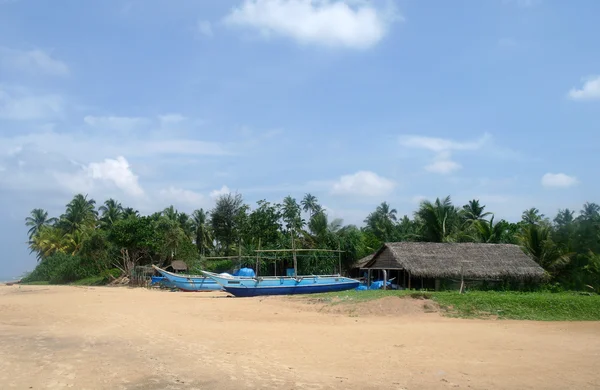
[1,285,599,389]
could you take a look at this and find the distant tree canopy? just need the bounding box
[23,192,600,290]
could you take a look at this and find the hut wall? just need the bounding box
[368,247,403,269]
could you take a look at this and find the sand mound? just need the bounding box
[299,296,440,317]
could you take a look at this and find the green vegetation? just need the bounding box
[308,290,600,321]
[22,192,600,292]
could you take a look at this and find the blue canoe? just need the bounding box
[152,265,223,292]
[201,271,360,297]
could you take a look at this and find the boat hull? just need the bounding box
[223,281,360,297]
[201,271,360,297]
[153,266,222,292]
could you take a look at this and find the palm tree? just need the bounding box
[301,193,321,216]
[522,207,545,225]
[162,205,178,221]
[282,196,303,231]
[177,212,194,238]
[414,196,461,242]
[99,199,123,227]
[462,199,492,224]
[29,226,67,260]
[122,207,139,219]
[376,201,397,223]
[192,209,213,256]
[60,194,98,233]
[518,223,571,275]
[25,208,57,240]
[364,202,398,241]
[475,216,505,243]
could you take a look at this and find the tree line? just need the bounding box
[23,193,600,290]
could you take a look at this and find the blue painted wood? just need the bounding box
[153,266,222,291]
[202,271,360,297]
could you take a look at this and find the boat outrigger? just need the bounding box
[152,265,223,292]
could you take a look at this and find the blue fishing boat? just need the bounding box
[201,271,360,297]
[152,265,223,292]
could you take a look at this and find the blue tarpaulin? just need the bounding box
[233,268,256,277]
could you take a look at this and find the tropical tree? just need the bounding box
[414,196,462,242]
[281,196,303,232]
[475,216,508,243]
[162,205,178,221]
[192,209,213,256]
[461,199,492,225]
[29,226,67,260]
[522,207,545,226]
[59,194,97,233]
[25,208,57,240]
[301,193,321,216]
[364,201,398,241]
[122,207,139,219]
[519,223,571,275]
[211,193,246,255]
[99,199,123,227]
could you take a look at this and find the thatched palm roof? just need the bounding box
[353,254,374,269]
[364,242,546,281]
[170,260,188,271]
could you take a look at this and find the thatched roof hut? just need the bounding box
[364,242,545,281]
[170,260,188,272]
[354,254,374,269]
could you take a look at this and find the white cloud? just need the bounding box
[223,0,400,49]
[0,47,69,76]
[84,115,148,131]
[197,20,214,37]
[568,76,600,101]
[158,113,186,125]
[210,185,231,198]
[399,133,491,175]
[425,157,461,174]
[56,156,144,197]
[398,133,491,152]
[159,186,206,207]
[331,170,395,197]
[541,173,578,188]
[0,88,63,120]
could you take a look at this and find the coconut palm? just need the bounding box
[29,226,67,260]
[518,223,571,274]
[475,216,506,243]
[99,199,123,227]
[60,194,98,233]
[521,207,545,225]
[462,199,492,225]
[162,205,178,221]
[301,193,321,216]
[414,196,461,242]
[177,212,194,238]
[122,207,139,219]
[192,209,213,256]
[25,208,57,240]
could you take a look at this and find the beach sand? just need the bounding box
[1,285,599,389]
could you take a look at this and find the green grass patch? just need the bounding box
[20,281,51,285]
[71,276,107,286]
[303,290,600,321]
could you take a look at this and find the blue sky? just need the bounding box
[1,0,598,279]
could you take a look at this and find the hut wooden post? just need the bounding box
[255,238,261,277]
[408,271,411,290]
[291,229,297,277]
[338,241,342,275]
[459,262,465,294]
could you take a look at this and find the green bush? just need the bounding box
[101,268,122,281]
[22,253,99,284]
